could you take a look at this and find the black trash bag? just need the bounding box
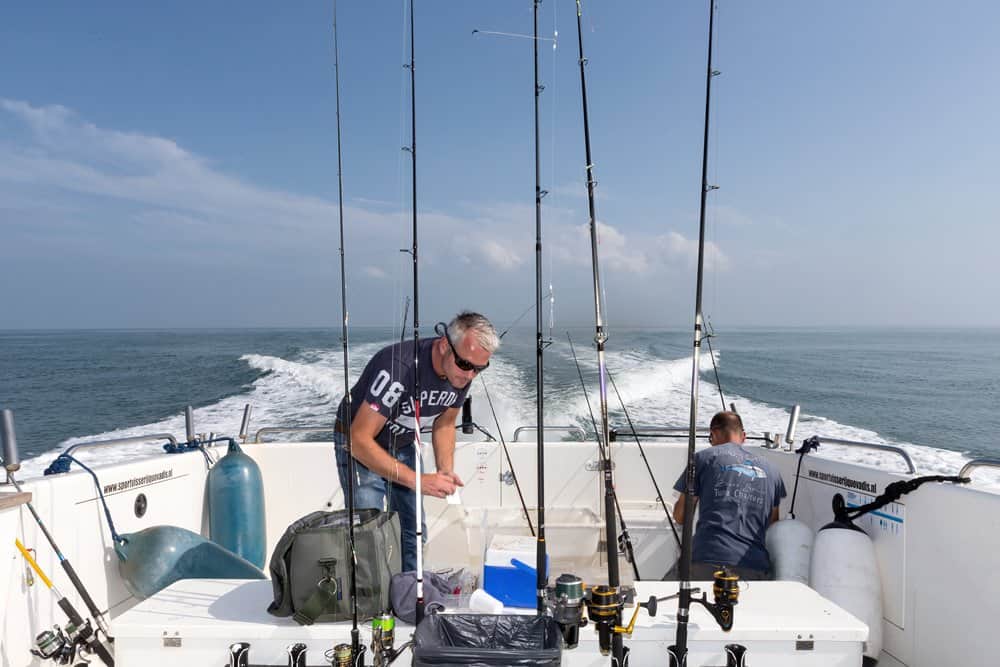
[412,614,563,667]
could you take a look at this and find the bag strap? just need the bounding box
[292,557,376,625]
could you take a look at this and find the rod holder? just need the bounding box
[239,404,253,442]
[461,398,474,435]
[185,406,195,443]
[228,642,249,667]
[785,405,801,447]
[1,409,20,474]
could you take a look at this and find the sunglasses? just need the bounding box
[443,330,490,373]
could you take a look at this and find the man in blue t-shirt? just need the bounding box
[334,311,498,571]
[672,411,786,580]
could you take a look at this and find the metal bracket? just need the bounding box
[499,470,515,486]
[586,459,614,472]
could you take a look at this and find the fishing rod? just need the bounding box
[672,0,722,664]
[331,3,365,664]
[404,0,426,627]
[605,368,683,553]
[1,410,113,642]
[572,2,625,661]
[532,0,548,617]
[566,334,640,582]
[15,538,115,667]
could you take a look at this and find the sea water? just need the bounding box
[1,327,998,489]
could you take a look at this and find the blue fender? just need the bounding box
[115,525,265,600]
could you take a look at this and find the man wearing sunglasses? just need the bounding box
[333,311,498,571]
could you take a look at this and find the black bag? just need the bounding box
[267,509,401,625]
[412,614,563,666]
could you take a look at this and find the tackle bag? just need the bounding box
[267,509,401,624]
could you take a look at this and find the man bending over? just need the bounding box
[334,311,498,571]
[672,411,786,580]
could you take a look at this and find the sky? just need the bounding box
[1,1,997,330]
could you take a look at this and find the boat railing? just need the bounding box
[610,427,710,441]
[253,427,335,443]
[511,425,586,442]
[42,433,180,475]
[958,458,1000,479]
[811,436,916,474]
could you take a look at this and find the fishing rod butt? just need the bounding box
[785,405,801,446]
[239,404,253,443]
[1,408,20,474]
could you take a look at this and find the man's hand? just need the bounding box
[439,470,464,487]
[421,471,463,498]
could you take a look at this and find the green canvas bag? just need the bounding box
[267,509,401,624]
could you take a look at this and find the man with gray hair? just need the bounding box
[334,311,498,571]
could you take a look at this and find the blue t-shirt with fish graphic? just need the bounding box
[673,442,787,572]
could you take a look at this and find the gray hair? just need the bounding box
[447,311,499,354]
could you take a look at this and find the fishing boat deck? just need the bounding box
[112,578,867,667]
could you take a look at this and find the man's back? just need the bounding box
[687,443,786,572]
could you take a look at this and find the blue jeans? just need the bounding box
[334,433,424,572]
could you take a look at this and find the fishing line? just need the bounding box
[704,317,727,411]
[605,367,682,552]
[566,333,641,581]
[471,29,556,43]
[497,289,554,339]
[478,375,534,536]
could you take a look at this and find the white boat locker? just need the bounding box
[112,579,868,666]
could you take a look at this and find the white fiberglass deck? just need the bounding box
[112,578,866,667]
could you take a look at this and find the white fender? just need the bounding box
[809,524,883,664]
[765,518,813,585]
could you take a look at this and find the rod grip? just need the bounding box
[57,597,86,629]
[90,638,116,667]
[239,404,253,440]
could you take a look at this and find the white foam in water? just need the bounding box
[18,340,1000,494]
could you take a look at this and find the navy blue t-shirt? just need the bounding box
[673,443,787,572]
[335,338,469,452]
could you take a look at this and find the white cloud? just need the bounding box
[655,231,729,271]
[0,100,731,328]
[477,238,524,270]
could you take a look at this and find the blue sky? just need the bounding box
[1,1,997,329]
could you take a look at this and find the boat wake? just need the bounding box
[17,340,1000,492]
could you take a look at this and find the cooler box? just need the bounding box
[482,534,548,608]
